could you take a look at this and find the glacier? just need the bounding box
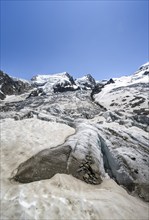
[0,63,149,219]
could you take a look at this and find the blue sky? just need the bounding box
[1,0,148,80]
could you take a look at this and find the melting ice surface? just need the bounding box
[1,119,149,220]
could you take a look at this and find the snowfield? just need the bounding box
[95,64,149,112]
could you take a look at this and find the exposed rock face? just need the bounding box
[106,78,115,84]
[27,88,46,98]
[91,83,104,99]
[0,90,6,100]
[1,62,149,219]
[0,70,17,96]
[53,81,78,93]
[0,70,33,99]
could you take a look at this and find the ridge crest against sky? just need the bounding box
[1,1,148,80]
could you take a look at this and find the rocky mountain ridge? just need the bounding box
[0,70,32,100]
[1,63,149,219]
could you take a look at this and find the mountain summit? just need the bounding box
[1,63,149,219]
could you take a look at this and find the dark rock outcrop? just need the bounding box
[91,83,104,100]
[27,88,46,98]
[0,70,17,96]
[0,91,6,100]
[0,70,32,99]
[53,81,78,93]
[143,71,149,75]
[75,74,96,90]
[106,78,115,84]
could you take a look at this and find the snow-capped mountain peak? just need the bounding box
[31,72,77,93]
[31,72,72,85]
[75,74,96,89]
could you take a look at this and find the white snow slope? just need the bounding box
[95,62,149,112]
